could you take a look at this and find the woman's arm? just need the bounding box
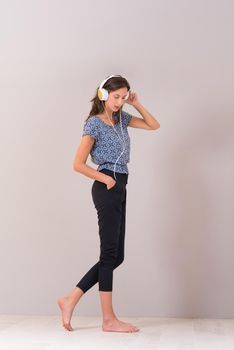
[73,135,110,185]
[125,92,160,130]
[129,103,160,130]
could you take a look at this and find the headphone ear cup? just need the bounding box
[102,88,109,101]
[124,91,130,100]
[98,88,109,101]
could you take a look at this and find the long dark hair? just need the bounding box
[85,75,131,122]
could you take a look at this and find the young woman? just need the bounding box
[57,74,160,333]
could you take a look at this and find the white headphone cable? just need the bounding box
[103,103,126,180]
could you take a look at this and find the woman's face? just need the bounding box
[106,87,129,112]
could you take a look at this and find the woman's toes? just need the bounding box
[63,323,74,331]
[131,325,139,332]
[127,323,139,332]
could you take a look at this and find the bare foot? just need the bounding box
[102,318,140,333]
[57,297,75,331]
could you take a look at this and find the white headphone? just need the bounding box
[97,75,129,180]
[97,74,130,101]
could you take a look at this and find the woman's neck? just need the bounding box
[97,112,118,125]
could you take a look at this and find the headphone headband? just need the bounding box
[99,74,121,89]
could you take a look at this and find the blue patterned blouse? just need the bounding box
[82,110,132,174]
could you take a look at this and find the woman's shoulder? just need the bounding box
[83,115,99,125]
[84,115,97,121]
[82,115,99,140]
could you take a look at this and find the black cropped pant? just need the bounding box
[76,168,129,292]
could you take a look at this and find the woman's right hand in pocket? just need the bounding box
[105,176,116,190]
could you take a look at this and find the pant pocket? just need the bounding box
[107,179,123,192]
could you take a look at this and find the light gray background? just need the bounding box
[1,0,233,317]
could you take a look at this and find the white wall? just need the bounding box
[1,0,234,317]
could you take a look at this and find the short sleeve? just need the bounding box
[122,110,132,127]
[82,117,99,141]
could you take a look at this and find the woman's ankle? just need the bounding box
[68,287,84,299]
[103,314,117,323]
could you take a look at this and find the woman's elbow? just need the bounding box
[73,161,85,172]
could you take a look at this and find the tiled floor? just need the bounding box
[1,315,234,349]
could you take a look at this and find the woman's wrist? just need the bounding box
[102,175,112,185]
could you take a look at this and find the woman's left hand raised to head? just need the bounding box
[125,91,140,107]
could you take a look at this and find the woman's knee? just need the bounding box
[114,255,124,268]
[99,249,118,266]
